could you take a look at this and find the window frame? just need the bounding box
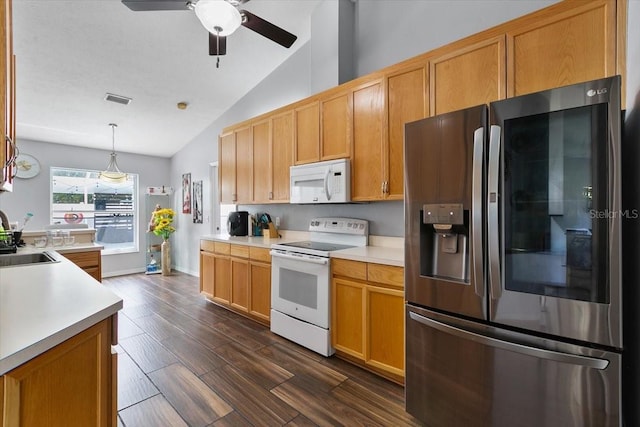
[50,166,139,255]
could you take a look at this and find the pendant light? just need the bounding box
[99,123,128,183]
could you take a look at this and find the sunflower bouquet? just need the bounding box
[151,207,176,241]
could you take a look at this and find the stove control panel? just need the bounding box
[308,217,369,235]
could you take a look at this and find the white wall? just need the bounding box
[169,0,564,276]
[354,0,557,76]
[0,138,171,277]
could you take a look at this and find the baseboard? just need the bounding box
[102,267,145,278]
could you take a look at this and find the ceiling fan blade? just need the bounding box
[240,10,297,48]
[209,33,227,56]
[121,0,192,11]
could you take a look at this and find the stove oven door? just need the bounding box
[270,250,330,328]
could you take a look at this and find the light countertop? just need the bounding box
[0,249,122,375]
[201,233,404,267]
[17,242,104,254]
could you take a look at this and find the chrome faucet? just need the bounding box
[0,210,9,230]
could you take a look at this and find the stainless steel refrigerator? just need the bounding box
[404,76,623,426]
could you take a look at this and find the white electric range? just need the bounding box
[270,217,369,356]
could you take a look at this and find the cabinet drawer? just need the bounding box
[200,240,215,252]
[230,244,249,258]
[249,247,271,263]
[332,259,367,281]
[214,242,231,255]
[61,251,100,268]
[367,263,404,288]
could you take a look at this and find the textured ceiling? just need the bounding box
[12,0,320,157]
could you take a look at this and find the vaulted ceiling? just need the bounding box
[13,0,321,157]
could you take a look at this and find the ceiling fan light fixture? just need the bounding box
[99,123,128,183]
[194,0,241,36]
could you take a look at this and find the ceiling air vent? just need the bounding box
[104,93,132,105]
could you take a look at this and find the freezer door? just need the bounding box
[406,305,621,427]
[488,76,622,348]
[404,105,487,320]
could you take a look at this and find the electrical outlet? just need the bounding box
[275,216,281,227]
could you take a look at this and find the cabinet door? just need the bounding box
[199,251,215,298]
[61,251,102,282]
[249,261,271,323]
[213,255,231,304]
[507,0,617,97]
[252,119,271,203]
[366,285,405,376]
[235,126,253,203]
[352,80,385,201]
[430,35,505,116]
[2,318,113,427]
[219,131,236,203]
[321,91,351,160]
[332,277,365,359]
[271,110,294,202]
[231,257,249,312]
[387,64,428,200]
[0,0,14,192]
[294,101,320,164]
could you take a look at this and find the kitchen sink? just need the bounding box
[0,252,60,268]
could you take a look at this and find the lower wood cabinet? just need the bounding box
[1,316,117,426]
[61,249,102,282]
[199,240,271,326]
[332,258,405,383]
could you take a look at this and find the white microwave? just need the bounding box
[290,159,350,204]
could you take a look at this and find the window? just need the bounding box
[51,167,139,254]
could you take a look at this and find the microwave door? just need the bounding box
[488,76,622,349]
[290,172,326,203]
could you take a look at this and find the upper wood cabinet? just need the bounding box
[220,110,294,204]
[219,0,625,204]
[218,131,236,203]
[294,101,320,165]
[351,79,385,201]
[219,126,253,204]
[1,0,14,192]
[430,35,506,115]
[507,0,620,97]
[320,90,352,160]
[235,126,253,203]
[270,110,294,202]
[252,119,271,204]
[386,63,429,200]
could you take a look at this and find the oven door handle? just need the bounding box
[270,250,329,265]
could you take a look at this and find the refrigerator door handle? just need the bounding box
[487,125,501,299]
[409,311,609,370]
[471,127,484,297]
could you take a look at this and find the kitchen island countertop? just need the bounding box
[0,249,122,375]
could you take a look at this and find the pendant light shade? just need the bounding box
[99,123,128,183]
[194,0,242,36]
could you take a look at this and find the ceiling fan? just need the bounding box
[121,0,298,67]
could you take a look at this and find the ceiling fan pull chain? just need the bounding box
[215,26,221,69]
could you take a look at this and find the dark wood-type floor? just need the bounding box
[104,272,423,427]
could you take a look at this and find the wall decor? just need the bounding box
[182,173,191,214]
[15,153,41,179]
[193,180,203,224]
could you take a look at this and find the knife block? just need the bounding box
[266,222,279,238]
